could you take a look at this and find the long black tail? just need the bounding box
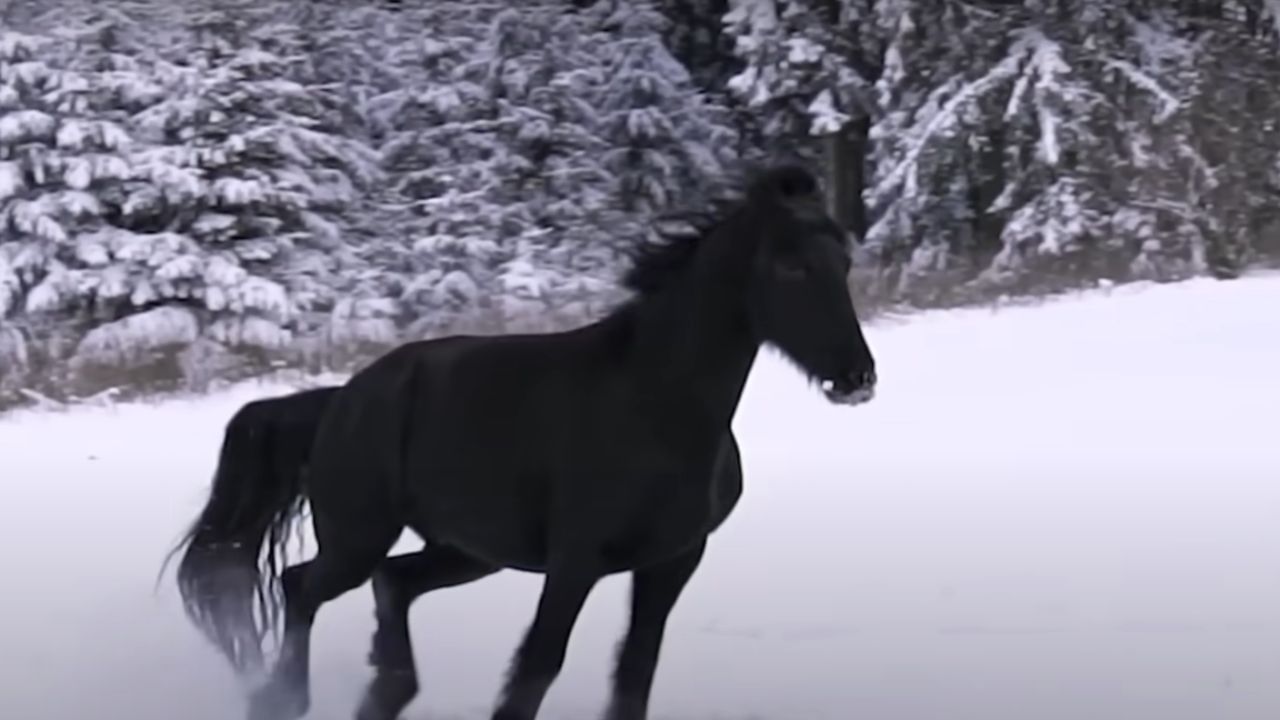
[166,388,335,677]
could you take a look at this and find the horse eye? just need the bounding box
[776,258,806,279]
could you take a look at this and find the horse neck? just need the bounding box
[627,235,760,429]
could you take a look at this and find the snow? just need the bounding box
[2,273,1279,720]
[74,306,200,367]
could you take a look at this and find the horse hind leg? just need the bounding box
[248,509,401,720]
[356,545,498,720]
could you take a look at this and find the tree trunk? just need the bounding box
[821,115,871,240]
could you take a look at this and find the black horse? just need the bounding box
[172,164,878,720]
[172,382,746,717]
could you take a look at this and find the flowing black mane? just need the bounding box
[620,163,822,297]
[620,217,718,297]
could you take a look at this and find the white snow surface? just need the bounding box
[2,273,1279,720]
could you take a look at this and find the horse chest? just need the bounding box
[596,472,715,571]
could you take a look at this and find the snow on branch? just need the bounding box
[0,255,20,317]
[0,322,28,372]
[0,109,56,144]
[3,197,68,243]
[1020,30,1072,165]
[1104,58,1180,122]
[207,315,292,350]
[73,305,200,368]
[0,161,23,201]
[869,30,1037,210]
[0,31,48,61]
[808,88,849,135]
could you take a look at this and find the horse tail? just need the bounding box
[166,392,322,677]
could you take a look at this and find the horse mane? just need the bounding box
[619,162,821,297]
[620,211,722,296]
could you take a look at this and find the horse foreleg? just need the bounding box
[491,564,600,720]
[601,541,706,720]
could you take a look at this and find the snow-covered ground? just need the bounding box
[3,273,1279,720]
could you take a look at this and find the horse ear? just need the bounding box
[747,165,814,204]
[775,167,818,199]
[747,164,819,202]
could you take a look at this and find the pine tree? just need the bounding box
[724,0,879,152]
[122,0,380,359]
[0,24,156,360]
[483,3,625,327]
[588,0,737,216]
[369,1,523,336]
[855,2,1234,303]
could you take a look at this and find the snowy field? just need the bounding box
[2,273,1279,720]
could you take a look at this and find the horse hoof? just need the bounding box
[248,681,309,720]
[355,670,419,720]
[355,693,395,720]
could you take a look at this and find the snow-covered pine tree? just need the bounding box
[119,0,380,370]
[856,0,1012,303]
[653,0,737,87]
[368,1,522,337]
[372,1,646,335]
[481,3,627,328]
[1177,1,1280,276]
[250,0,402,363]
[480,1,742,328]
[0,29,51,392]
[1093,9,1210,284]
[587,0,737,217]
[724,0,880,156]
[855,1,1234,304]
[968,2,1234,293]
[965,22,1115,295]
[277,1,396,143]
[0,21,171,392]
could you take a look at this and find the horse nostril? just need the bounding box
[858,369,877,388]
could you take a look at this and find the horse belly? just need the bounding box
[409,464,553,573]
[442,531,549,573]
